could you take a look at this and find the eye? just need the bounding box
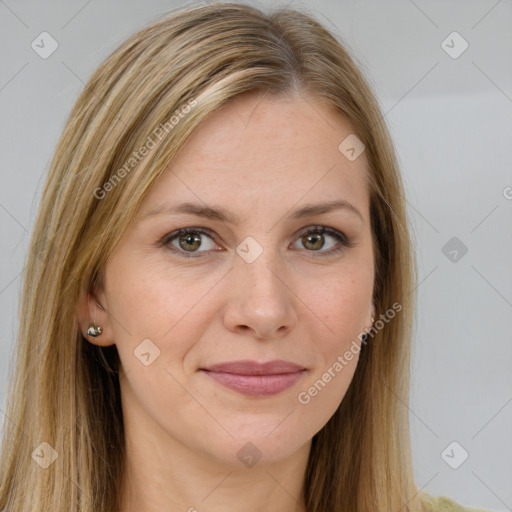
[292,225,354,256]
[159,225,354,258]
[160,227,219,257]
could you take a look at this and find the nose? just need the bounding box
[222,251,298,340]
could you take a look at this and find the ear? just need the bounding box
[76,285,115,347]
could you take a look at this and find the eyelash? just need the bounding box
[159,225,355,259]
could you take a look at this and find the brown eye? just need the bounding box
[178,233,202,252]
[160,225,354,259]
[302,232,325,251]
[161,228,218,257]
[293,226,354,256]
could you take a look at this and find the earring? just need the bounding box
[86,323,103,337]
[85,297,104,338]
[361,316,375,344]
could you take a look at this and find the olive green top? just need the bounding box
[422,494,491,512]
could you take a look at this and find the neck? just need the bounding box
[117,398,311,512]
[118,436,310,512]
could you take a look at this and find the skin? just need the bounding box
[77,90,376,512]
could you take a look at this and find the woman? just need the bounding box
[0,2,489,511]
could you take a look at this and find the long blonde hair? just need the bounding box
[0,2,426,511]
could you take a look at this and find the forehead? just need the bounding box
[140,91,370,224]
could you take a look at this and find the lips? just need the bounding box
[202,359,305,375]
[200,359,307,397]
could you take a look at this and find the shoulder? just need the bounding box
[421,493,491,512]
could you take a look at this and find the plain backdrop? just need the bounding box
[0,1,511,511]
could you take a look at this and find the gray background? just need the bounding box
[1,1,511,510]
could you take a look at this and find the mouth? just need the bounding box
[199,359,307,397]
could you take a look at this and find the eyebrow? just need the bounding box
[139,199,364,224]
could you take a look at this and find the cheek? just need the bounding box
[292,271,370,412]
[293,243,374,328]
[300,271,372,339]
[105,255,194,335]
[105,257,220,379]
[295,298,365,428]
[294,343,360,438]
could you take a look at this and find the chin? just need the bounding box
[199,429,309,469]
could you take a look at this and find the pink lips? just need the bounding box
[200,360,306,397]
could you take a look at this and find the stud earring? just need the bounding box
[361,316,375,344]
[84,298,104,338]
[86,323,103,337]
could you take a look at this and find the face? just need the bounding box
[79,91,375,469]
